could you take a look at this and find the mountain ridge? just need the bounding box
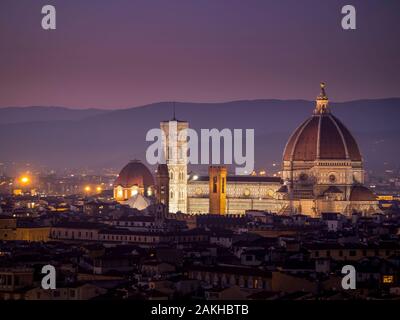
[0,98,399,172]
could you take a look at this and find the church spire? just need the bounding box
[314,82,330,114]
[172,101,176,121]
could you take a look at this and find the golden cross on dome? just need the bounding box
[318,82,328,100]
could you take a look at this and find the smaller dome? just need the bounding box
[349,185,376,201]
[114,160,154,188]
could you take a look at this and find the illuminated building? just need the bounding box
[208,166,227,215]
[280,83,379,215]
[160,115,189,213]
[113,160,155,209]
[185,84,379,216]
[114,84,380,217]
[15,226,50,242]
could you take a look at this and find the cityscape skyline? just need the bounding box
[1,1,400,305]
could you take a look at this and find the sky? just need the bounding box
[0,0,399,109]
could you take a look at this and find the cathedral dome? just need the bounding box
[349,185,377,201]
[114,160,154,188]
[283,83,362,162]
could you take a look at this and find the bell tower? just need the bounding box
[160,105,188,213]
[209,166,227,215]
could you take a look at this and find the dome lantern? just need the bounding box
[315,82,330,115]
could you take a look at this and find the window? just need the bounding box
[349,250,356,257]
[326,250,331,257]
[221,178,225,193]
[213,177,217,193]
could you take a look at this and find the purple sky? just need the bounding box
[0,0,399,109]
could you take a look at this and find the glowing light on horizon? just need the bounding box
[20,176,30,184]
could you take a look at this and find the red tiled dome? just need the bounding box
[114,160,154,188]
[349,185,377,201]
[283,113,362,162]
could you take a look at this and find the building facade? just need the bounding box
[113,83,380,217]
[160,117,189,213]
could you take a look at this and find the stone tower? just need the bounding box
[209,166,227,215]
[160,110,188,213]
[156,163,169,211]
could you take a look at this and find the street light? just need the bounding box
[20,176,30,184]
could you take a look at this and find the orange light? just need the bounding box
[13,189,22,196]
[383,275,394,284]
[96,186,102,192]
[84,186,91,192]
[20,176,30,184]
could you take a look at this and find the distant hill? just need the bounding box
[0,106,108,124]
[0,98,399,173]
